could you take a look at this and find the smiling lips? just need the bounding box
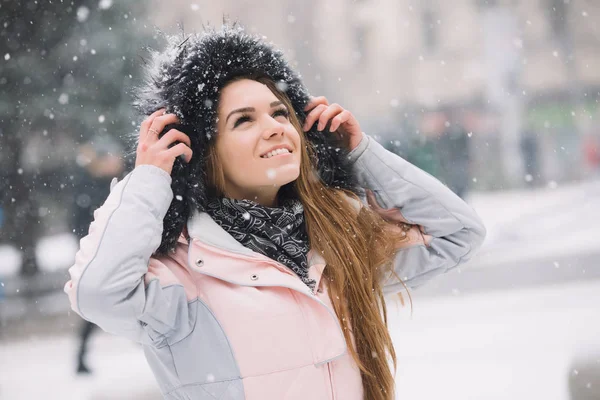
[260,148,292,159]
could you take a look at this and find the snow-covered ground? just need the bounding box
[467,178,600,268]
[0,279,598,399]
[389,280,600,400]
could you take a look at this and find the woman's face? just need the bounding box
[215,79,302,205]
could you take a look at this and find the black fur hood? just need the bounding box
[131,24,357,254]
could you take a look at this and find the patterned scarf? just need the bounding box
[205,197,316,290]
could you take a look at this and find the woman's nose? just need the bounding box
[262,118,285,138]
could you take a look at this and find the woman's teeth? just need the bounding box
[261,148,291,158]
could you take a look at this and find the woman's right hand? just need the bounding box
[135,109,193,175]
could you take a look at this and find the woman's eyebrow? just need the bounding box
[226,107,254,123]
[225,101,286,123]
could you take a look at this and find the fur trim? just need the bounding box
[131,24,358,254]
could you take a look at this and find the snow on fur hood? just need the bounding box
[131,24,358,254]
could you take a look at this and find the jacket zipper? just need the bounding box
[327,362,335,400]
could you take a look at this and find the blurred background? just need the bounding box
[0,0,599,399]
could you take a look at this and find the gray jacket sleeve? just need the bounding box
[348,134,487,293]
[64,165,195,346]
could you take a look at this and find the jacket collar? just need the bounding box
[187,210,255,256]
[186,210,326,266]
[184,192,366,265]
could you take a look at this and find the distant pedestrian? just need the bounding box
[71,135,124,374]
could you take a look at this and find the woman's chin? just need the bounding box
[264,164,300,186]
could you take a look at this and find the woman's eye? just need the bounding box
[233,115,252,128]
[273,109,289,119]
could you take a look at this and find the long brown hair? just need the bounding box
[206,76,407,400]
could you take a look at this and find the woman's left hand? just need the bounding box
[303,96,363,151]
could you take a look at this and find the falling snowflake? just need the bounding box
[4,53,9,61]
[276,81,288,92]
[76,6,90,22]
[99,0,113,9]
[58,93,69,105]
[98,115,106,123]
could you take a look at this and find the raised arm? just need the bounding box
[65,109,196,345]
[64,166,196,345]
[348,133,487,293]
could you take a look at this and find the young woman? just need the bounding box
[65,25,486,400]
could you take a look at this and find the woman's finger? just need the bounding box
[140,109,166,140]
[303,104,327,131]
[329,109,352,132]
[317,103,344,131]
[155,129,191,150]
[304,96,329,112]
[165,142,193,163]
[145,114,180,143]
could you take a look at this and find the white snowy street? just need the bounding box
[390,280,600,400]
[1,278,599,399]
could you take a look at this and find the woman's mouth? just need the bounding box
[260,148,292,159]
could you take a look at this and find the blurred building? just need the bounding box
[150,0,600,188]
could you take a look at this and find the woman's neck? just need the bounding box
[224,186,280,207]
